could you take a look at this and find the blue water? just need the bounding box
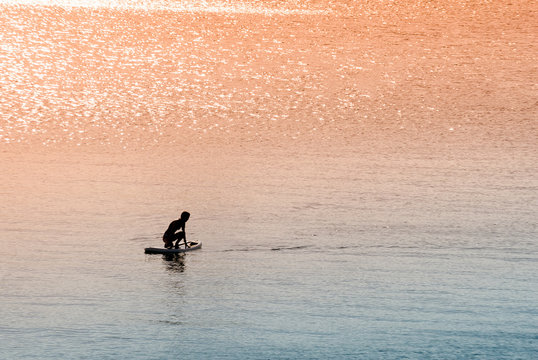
[1,1,537,358]
[1,145,536,359]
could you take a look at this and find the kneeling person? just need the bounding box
[163,211,190,249]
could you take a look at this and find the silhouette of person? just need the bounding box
[163,211,190,249]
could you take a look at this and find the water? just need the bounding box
[1,0,537,358]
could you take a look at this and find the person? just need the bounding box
[163,211,190,249]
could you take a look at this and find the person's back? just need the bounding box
[164,219,184,238]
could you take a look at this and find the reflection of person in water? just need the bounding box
[163,211,190,249]
[164,253,186,271]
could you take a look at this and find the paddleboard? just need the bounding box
[145,242,202,254]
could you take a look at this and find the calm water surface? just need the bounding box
[1,0,537,358]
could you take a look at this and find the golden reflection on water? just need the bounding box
[0,0,333,15]
[0,0,536,148]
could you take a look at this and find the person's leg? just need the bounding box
[164,237,173,249]
[173,232,185,249]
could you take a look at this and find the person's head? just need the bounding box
[180,211,190,222]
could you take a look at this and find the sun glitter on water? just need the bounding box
[0,0,332,15]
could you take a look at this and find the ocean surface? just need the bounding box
[1,0,537,358]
